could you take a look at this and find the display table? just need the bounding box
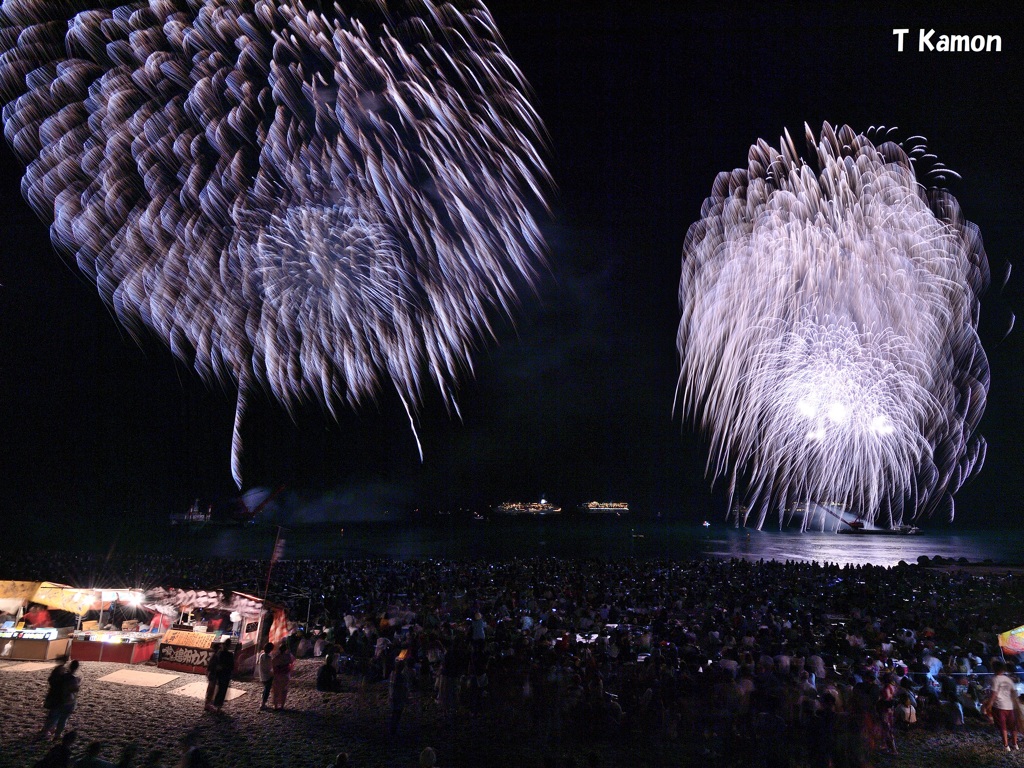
[70,631,162,664]
[157,629,220,674]
[0,628,71,660]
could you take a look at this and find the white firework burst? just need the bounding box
[676,122,991,529]
[0,0,550,485]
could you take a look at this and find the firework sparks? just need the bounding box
[676,123,991,529]
[0,0,549,485]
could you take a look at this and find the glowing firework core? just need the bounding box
[676,123,991,529]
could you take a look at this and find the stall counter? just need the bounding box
[0,627,71,660]
[70,631,162,664]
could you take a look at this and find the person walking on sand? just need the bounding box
[38,658,69,740]
[255,642,274,710]
[987,661,1019,751]
[203,640,222,712]
[52,660,80,741]
[211,640,235,713]
[271,643,296,710]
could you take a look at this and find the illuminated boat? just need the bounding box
[493,498,562,515]
[838,524,922,536]
[169,500,211,530]
[579,501,630,514]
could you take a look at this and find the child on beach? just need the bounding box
[256,642,274,710]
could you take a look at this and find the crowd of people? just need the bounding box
[5,552,1024,766]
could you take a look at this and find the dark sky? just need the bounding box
[0,2,1021,530]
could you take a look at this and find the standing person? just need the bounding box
[270,643,296,710]
[52,660,80,741]
[255,642,274,710]
[38,658,68,740]
[876,672,899,754]
[471,613,486,657]
[203,641,222,713]
[211,640,235,713]
[987,661,1019,751]
[389,658,409,736]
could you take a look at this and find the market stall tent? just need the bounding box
[145,588,286,675]
[69,589,160,664]
[0,581,91,660]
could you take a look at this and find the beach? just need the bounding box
[3,656,706,767]
[0,656,1021,768]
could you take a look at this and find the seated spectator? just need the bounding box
[72,742,115,768]
[317,658,342,692]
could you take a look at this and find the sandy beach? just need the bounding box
[0,656,1021,768]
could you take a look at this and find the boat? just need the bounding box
[838,524,922,536]
[169,500,211,531]
[579,501,629,515]
[493,497,562,515]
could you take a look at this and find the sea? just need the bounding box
[130,516,1024,568]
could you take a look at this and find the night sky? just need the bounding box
[0,2,1021,532]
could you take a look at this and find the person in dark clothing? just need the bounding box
[211,641,235,712]
[33,729,77,768]
[203,642,221,712]
[316,657,342,692]
[71,741,116,767]
[39,659,69,740]
[389,658,409,735]
[52,661,80,740]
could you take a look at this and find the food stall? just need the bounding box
[146,588,286,675]
[0,581,93,660]
[68,589,163,664]
[0,626,72,660]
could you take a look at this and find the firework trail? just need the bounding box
[676,123,991,530]
[0,0,549,485]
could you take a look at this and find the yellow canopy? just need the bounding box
[32,583,100,616]
[0,581,99,616]
[0,581,42,601]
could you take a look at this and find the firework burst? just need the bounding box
[676,122,991,529]
[0,0,549,484]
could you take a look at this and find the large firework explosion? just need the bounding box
[676,123,991,530]
[0,0,549,484]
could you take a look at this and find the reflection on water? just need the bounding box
[703,529,1000,567]
[185,519,1020,567]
